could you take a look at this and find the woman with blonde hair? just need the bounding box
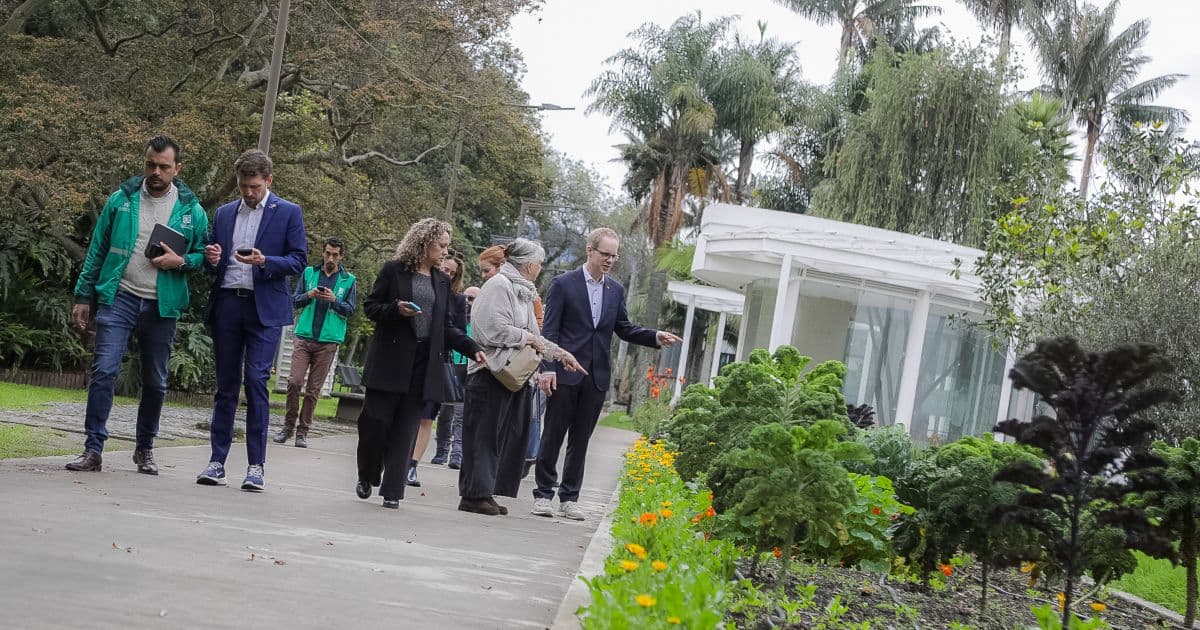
[458,238,584,516]
[355,218,485,509]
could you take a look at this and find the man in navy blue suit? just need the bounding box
[196,149,307,491]
[531,227,681,520]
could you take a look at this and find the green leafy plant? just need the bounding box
[716,420,870,577]
[994,337,1177,627]
[811,472,913,571]
[1148,438,1200,626]
[631,398,671,438]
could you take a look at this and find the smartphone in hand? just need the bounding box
[236,248,253,256]
[398,300,422,312]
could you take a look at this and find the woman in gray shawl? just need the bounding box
[458,239,584,516]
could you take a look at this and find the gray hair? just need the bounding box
[504,238,545,268]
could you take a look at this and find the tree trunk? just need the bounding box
[838,19,855,65]
[980,557,990,614]
[734,139,755,203]
[1079,121,1100,199]
[998,23,1012,68]
[4,0,53,33]
[1184,506,1197,628]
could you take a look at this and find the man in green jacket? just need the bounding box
[65,136,210,475]
[273,237,357,448]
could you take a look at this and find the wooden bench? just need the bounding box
[331,364,365,422]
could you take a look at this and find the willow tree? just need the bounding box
[811,45,1031,247]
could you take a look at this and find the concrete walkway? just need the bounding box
[0,426,635,629]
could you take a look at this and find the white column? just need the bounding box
[709,311,728,386]
[893,290,932,434]
[672,299,696,403]
[994,342,1018,440]
[735,297,750,361]
[768,254,794,351]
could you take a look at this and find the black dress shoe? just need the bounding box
[406,464,421,487]
[132,448,158,475]
[356,480,372,500]
[458,497,500,516]
[486,497,509,515]
[382,497,399,509]
[65,450,102,472]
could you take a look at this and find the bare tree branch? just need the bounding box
[341,144,445,166]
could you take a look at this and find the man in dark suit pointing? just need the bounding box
[531,227,681,520]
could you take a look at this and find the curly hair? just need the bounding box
[392,218,450,269]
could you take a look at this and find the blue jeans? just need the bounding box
[526,385,546,459]
[84,291,177,453]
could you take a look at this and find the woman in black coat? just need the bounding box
[355,218,485,509]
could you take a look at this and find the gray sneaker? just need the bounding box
[559,501,586,521]
[531,497,555,517]
[294,436,308,448]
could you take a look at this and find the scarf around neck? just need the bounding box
[499,262,538,304]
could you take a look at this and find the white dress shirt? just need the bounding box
[221,190,269,290]
[583,265,604,328]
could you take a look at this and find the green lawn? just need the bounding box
[0,423,77,459]
[1110,551,1191,616]
[0,381,137,410]
[267,375,339,420]
[598,410,634,431]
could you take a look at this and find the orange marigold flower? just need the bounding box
[665,368,672,376]
[1020,561,1037,574]
[1090,602,1107,613]
[619,560,639,572]
[772,547,782,558]
[660,509,673,518]
[625,543,647,558]
[635,594,656,607]
[704,506,716,518]
[871,506,882,516]
[661,501,673,507]
[939,563,953,577]
[639,512,658,526]
[652,560,667,571]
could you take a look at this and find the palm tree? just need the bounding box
[773,0,940,65]
[1028,0,1188,197]
[587,13,732,327]
[958,0,1062,66]
[709,22,801,202]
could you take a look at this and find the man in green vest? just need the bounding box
[274,237,357,448]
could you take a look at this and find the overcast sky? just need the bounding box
[507,0,1199,195]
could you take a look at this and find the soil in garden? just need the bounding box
[730,558,1184,629]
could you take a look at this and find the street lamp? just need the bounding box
[444,101,575,221]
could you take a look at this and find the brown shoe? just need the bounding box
[486,497,509,515]
[65,450,102,472]
[458,497,500,516]
[132,449,158,475]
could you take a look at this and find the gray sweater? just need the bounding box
[468,267,568,375]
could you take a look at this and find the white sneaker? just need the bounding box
[531,497,555,517]
[559,501,586,521]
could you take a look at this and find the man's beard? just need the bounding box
[324,262,337,273]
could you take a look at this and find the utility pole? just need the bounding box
[257,0,291,154]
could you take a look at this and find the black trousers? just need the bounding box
[459,370,530,499]
[533,372,607,503]
[356,344,428,499]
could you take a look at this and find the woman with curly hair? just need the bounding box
[355,218,485,509]
[458,238,584,516]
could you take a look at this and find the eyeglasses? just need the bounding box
[591,248,619,262]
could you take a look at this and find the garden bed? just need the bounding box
[730,558,1184,629]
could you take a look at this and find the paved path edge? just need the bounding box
[551,478,623,630]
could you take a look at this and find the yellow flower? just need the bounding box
[635,594,657,607]
[1019,561,1036,574]
[661,501,673,507]
[625,543,647,559]
[620,560,640,572]
[652,560,667,571]
[667,616,681,624]
[1090,602,1107,612]
[660,509,673,518]
[1056,592,1066,612]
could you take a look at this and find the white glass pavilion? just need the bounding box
[690,204,1014,444]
